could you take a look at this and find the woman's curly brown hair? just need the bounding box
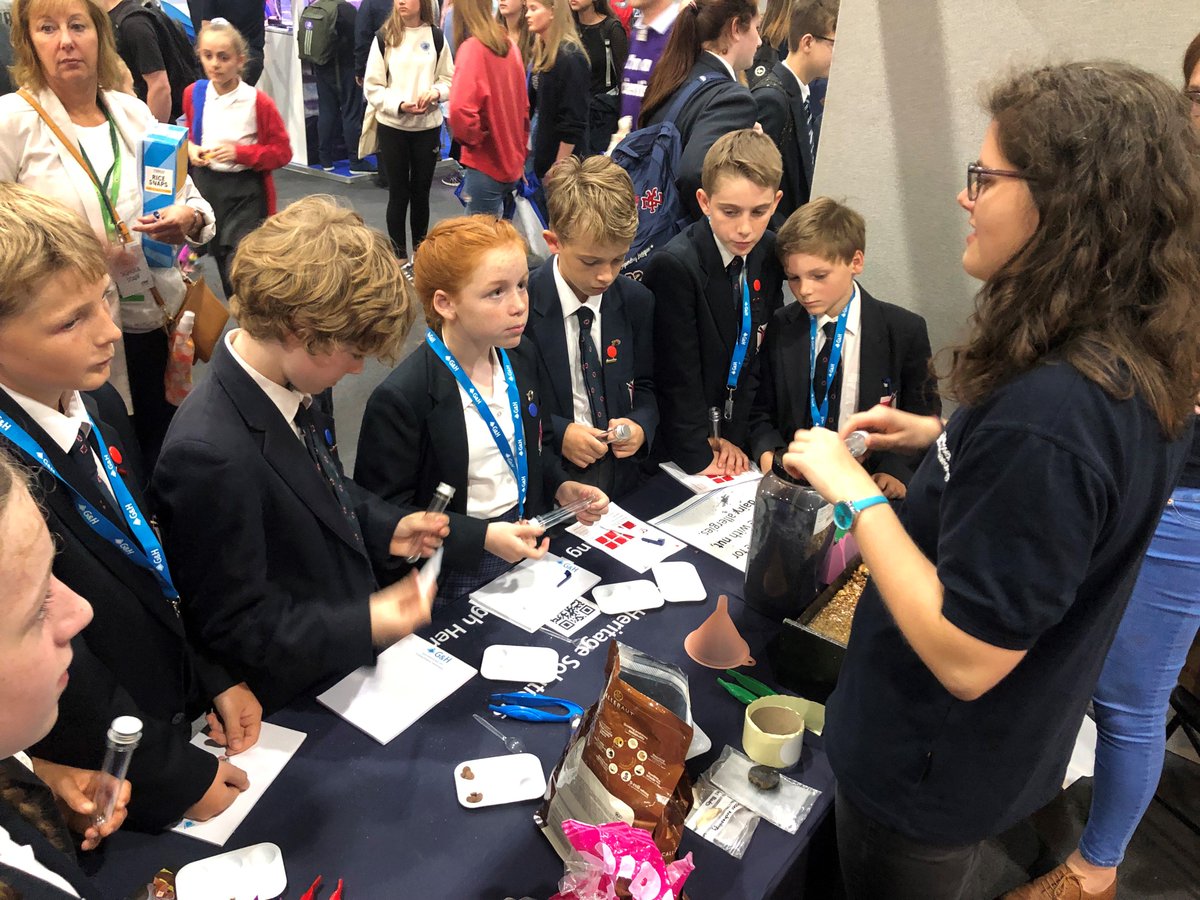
[948,61,1200,439]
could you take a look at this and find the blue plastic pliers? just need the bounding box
[488,692,585,723]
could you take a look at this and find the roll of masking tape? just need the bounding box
[742,695,808,769]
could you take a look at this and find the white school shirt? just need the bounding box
[812,281,862,427]
[782,58,811,104]
[0,754,82,898]
[225,330,307,442]
[1,386,116,497]
[704,50,737,82]
[199,79,257,172]
[459,350,520,518]
[552,256,605,426]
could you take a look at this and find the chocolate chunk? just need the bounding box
[460,766,474,780]
[748,765,780,790]
[466,792,483,803]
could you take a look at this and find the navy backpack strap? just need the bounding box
[661,72,731,125]
[190,79,209,144]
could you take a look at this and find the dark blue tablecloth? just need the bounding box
[87,476,835,899]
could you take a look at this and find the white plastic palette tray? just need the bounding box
[480,644,560,683]
[175,842,286,900]
[592,580,666,615]
[454,753,547,809]
[652,561,707,602]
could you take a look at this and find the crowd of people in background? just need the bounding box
[0,2,1198,899]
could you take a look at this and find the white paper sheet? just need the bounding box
[316,634,476,744]
[172,723,307,846]
[651,481,760,573]
[659,461,763,495]
[469,554,602,632]
[565,504,686,573]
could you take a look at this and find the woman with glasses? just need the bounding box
[1003,36,1200,900]
[780,61,1200,900]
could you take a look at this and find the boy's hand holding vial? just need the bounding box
[390,509,451,561]
[561,423,610,468]
[555,483,609,526]
[30,758,131,851]
[602,418,645,458]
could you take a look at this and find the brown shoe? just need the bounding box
[1002,863,1117,900]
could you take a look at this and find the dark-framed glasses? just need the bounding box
[813,35,835,47]
[966,163,1031,201]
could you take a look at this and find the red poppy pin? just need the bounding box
[753,279,761,292]
[108,446,123,465]
[606,339,620,362]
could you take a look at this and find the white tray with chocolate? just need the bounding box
[453,753,547,809]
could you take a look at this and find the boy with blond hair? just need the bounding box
[152,196,449,713]
[522,155,658,498]
[0,182,257,830]
[748,197,939,497]
[642,128,785,475]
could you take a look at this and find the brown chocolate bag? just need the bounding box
[537,642,695,865]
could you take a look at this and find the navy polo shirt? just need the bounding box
[824,361,1190,845]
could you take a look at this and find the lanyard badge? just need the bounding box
[723,273,752,421]
[808,285,856,429]
[425,329,528,517]
[0,408,179,601]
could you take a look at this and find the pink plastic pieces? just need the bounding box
[550,820,695,900]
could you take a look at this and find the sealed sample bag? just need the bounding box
[537,643,695,866]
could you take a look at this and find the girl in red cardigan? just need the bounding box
[184,19,292,297]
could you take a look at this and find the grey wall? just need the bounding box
[812,1,1198,393]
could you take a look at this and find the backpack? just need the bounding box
[751,69,796,154]
[611,74,729,279]
[746,41,779,89]
[297,0,340,66]
[110,0,201,105]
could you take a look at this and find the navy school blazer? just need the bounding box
[641,217,785,473]
[0,384,224,831]
[354,340,569,577]
[753,60,818,228]
[521,259,659,499]
[151,340,404,714]
[748,284,941,481]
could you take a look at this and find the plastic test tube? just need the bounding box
[844,430,869,459]
[93,716,142,827]
[407,482,455,563]
[532,495,594,531]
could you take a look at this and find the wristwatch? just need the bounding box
[832,495,888,532]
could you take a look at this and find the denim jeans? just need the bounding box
[1079,486,1200,867]
[461,167,515,217]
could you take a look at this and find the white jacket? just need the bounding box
[364,25,455,132]
[0,86,216,334]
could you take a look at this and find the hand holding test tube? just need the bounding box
[531,495,595,530]
[406,482,455,563]
[93,716,141,828]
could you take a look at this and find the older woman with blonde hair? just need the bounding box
[0,0,216,468]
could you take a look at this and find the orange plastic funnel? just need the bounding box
[684,594,755,669]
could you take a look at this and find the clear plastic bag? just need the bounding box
[684,776,760,859]
[705,746,821,834]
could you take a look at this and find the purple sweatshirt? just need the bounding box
[620,4,680,123]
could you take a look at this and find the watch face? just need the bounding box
[833,500,854,531]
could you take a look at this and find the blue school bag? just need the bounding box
[611,73,729,280]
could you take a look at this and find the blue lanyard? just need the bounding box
[425,329,528,517]
[808,285,856,429]
[723,269,752,420]
[0,407,179,601]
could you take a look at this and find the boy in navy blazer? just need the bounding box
[642,128,785,475]
[753,0,838,227]
[521,156,658,499]
[749,198,940,496]
[152,198,448,713]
